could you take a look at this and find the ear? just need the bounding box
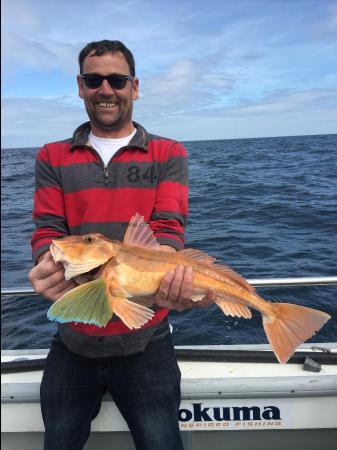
[77,75,84,99]
[132,77,139,101]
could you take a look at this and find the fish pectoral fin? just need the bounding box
[108,296,155,329]
[47,278,112,327]
[214,295,252,319]
[123,213,161,250]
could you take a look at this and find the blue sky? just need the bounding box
[2,0,337,148]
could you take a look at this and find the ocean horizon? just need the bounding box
[2,132,336,151]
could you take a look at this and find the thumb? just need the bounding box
[37,250,52,264]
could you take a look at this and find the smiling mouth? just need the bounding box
[97,102,118,108]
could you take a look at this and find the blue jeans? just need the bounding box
[40,323,183,450]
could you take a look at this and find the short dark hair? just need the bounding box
[78,40,136,76]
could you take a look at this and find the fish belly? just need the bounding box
[115,262,169,297]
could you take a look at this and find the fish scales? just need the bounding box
[118,244,247,288]
[116,244,259,307]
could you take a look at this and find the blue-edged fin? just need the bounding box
[47,278,112,327]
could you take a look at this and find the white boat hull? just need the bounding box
[2,343,337,449]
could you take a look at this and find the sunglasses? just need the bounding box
[80,73,134,90]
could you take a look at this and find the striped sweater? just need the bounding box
[31,121,188,353]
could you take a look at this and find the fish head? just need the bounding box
[50,234,120,280]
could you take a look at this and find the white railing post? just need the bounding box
[1,277,337,296]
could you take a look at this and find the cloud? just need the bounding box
[1,0,265,76]
[313,2,337,37]
[2,84,336,148]
[1,0,44,36]
[1,0,337,146]
[2,1,151,74]
[135,86,337,140]
[136,52,242,121]
[2,96,87,148]
[2,35,82,75]
[231,88,337,115]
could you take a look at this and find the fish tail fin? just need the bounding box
[47,278,112,327]
[262,302,330,363]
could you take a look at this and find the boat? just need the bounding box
[2,277,337,450]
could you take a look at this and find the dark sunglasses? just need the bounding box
[80,73,134,90]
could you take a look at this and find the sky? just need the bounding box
[1,0,337,148]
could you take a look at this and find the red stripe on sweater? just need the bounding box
[69,308,169,336]
[37,144,98,166]
[38,141,186,167]
[154,182,188,216]
[34,186,65,219]
[115,140,187,163]
[64,188,156,227]
[31,232,62,247]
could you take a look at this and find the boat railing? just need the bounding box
[2,276,337,372]
[1,276,337,297]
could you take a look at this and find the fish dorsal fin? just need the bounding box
[212,263,255,293]
[179,248,217,265]
[123,213,161,250]
[180,247,255,294]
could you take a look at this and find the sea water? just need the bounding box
[1,134,337,349]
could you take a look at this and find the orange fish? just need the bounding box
[48,213,330,363]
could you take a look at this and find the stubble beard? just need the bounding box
[85,100,133,133]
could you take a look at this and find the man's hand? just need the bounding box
[28,251,76,302]
[155,264,215,312]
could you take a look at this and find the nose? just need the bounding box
[98,79,115,95]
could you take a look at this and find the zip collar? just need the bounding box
[69,121,149,152]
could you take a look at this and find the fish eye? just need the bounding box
[84,235,95,243]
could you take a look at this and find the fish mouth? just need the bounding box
[50,241,65,263]
[50,240,108,281]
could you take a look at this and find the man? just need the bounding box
[29,40,213,450]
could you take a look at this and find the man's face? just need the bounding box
[77,51,139,138]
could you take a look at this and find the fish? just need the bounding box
[48,213,331,363]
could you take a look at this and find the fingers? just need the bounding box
[165,266,193,303]
[156,266,187,311]
[29,251,61,286]
[178,266,193,302]
[156,270,175,303]
[28,251,76,302]
[42,279,76,302]
[193,290,216,308]
[156,266,213,312]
